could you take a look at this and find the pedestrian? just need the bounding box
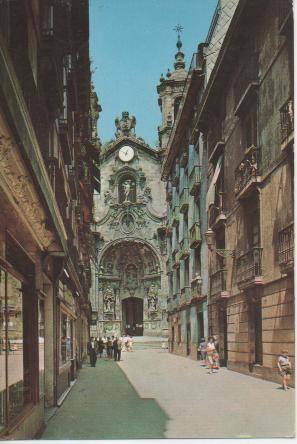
[106,337,112,359]
[213,335,220,370]
[206,336,216,374]
[110,336,115,359]
[113,336,118,361]
[97,337,104,358]
[277,349,292,390]
[87,337,98,367]
[116,338,122,361]
[198,338,207,365]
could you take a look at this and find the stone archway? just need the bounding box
[98,239,163,336]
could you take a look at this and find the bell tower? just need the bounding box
[157,25,188,149]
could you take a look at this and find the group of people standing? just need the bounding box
[87,335,134,367]
[198,336,220,373]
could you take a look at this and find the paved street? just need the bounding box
[41,348,295,439]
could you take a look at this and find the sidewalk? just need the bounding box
[41,350,295,439]
[41,358,168,440]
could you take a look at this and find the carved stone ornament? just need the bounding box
[115,111,136,138]
[0,133,55,248]
[103,286,115,313]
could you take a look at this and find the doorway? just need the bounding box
[122,297,143,336]
[219,305,228,366]
[254,300,263,365]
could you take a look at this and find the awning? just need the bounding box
[206,154,223,210]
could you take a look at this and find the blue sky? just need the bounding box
[90,0,217,147]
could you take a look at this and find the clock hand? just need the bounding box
[125,150,128,155]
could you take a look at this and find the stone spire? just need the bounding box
[156,25,187,149]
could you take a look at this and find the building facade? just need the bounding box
[162,0,294,384]
[0,0,98,438]
[91,113,168,338]
[161,1,238,360]
[199,0,294,383]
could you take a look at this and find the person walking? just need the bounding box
[113,337,118,361]
[87,337,98,367]
[97,337,104,358]
[277,349,292,390]
[106,337,113,359]
[198,338,207,365]
[213,335,220,370]
[116,338,123,361]
[206,336,216,374]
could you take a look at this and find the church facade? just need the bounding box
[90,113,168,338]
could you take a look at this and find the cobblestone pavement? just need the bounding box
[41,349,295,439]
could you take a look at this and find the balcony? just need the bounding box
[189,165,201,195]
[172,205,180,226]
[278,223,294,274]
[280,99,294,151]
[180,287,191,305]
[179,187,189,213]
[234,145,261,199]
[179,238,190,260]
[210,269,228,298]
[234,54,258,116]
[208,192,226,229]
[189,222,201,248]
[236,247,263,290]
[190,278,202,301]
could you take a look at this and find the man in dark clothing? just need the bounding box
[87,337,98,367]
[113,337,118,361]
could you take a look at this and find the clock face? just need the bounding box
[119,145,135,162]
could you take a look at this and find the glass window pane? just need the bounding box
[0,269,6,431]
[7,273,24,423]
[38,299,45,397]
[60,313,67,365]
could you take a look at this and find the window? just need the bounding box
[194,246,201,277]
[0,268,32,430]
[184,257,189,287]
[28,18,37,85]
[38,299,45,398]
[242,103,257,149]
[60,312,73,366]
[119,175,136,203]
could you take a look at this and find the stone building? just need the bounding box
[0,0,97,438]
[91,113,168,338]
[198,0,294,383]
[161,2,238,359]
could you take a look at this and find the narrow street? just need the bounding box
[41,343,294,440]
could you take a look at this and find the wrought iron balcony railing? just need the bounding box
[279,223,294,274]
[179,187,189,213]
[234,145,261,197]
[189,165,201,195]
[191,278,202,300]
[210,269,227,297]
[236,247,263,289]
[179,237,190,260]
[280,99,294,146]
[189,222,201,248]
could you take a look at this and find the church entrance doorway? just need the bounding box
[122,297,143,336]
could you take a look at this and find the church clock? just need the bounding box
[119,145,135,162]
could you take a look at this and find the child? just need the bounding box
[277,349,292,390]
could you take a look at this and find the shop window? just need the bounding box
[60,313,73,366]
[0,268,34,430]
[118,175,136,203]
[38,299,45,398]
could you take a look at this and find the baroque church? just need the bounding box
[90,112,168,337]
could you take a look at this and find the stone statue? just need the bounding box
[115,111,136,138]
[104,190,114,205]
[103,287,115,313]
[122,180,132,202]
[147,284,158,311]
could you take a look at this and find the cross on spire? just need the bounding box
[173,24,184,38]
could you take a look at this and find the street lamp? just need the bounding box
[204,228,237,258]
